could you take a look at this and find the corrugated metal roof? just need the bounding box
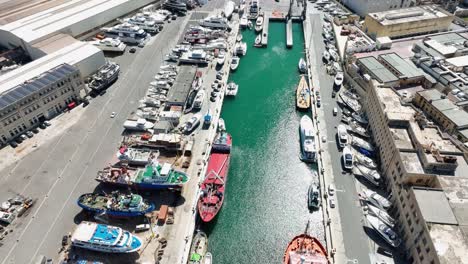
[357,56,398,84]
[379,53,423,79]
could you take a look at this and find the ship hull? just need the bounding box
[95,179,185,190]
[283,234,328,264]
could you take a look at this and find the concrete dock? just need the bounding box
[261,13,269,46]
[286,19,293,48]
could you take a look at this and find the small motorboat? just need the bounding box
[236,34,243,42]
[255,15,263,32]
[367,215,401,248]
[217,51,226,66]
[322,50,330,61]
[254,34,262,47]
[307,183,320,210]
[298,58,307,73]
[247,20,253,29]
[240,15,248,28]
[225,82,238,96]
[334,71,344,89]
[362,189,391,210]
[235,41,247,56]
[230,56,240,71]
[367,203,395,228]
[218,118,226,132]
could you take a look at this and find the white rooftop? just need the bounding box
[0,41,102,95]
[71,221,97,242]
[368,5,450,26]
[446,55,468,68]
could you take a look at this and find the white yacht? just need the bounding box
[224,1,235,19]
[353,164,380,187]
[179,50,209,65]
[300,115,317,163]
[102,23,148,44]
[337,124,349,148]
[255,15,264,32]
[367,204,395,228]
[225,82,238,96]
[163,0,187,14]
[329,49,339,61]
[367,215,401,248]
[254,34,262,47]
[298,58,307,73]
[235,42,247,56]
[351,136,374,152]
[199,15,229,30]
[334,71,344,89]
[90,38,127,53]
[230,56,240,71]
[362,189,391,210]
[353,149,377,169]
[123,16,160,34]
[217,51,226,65]
[342,145,354,169]
[193,90,205,109]
[183,114,202,134]
[71,221,142,253]
[240,15,249,28]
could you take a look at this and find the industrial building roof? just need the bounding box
[442,109,468,128]
[0,0,147,44]
[418,89,444,102]
[0,0,67,25]
[446,55,468,68]
[0,63,77,110]
[166,67,197,106]
[432,98,457,112]
[367,5,451,26]
[357,57,398,84]
[0,41,102,94]
[379,53,424,79]
[413,188,458,225]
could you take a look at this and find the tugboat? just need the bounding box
[77,191,154,217]
[71,221,142,253]
[188,230,208,264]
[198,132,232,222]
[296,76,311,111]
[283,222,328,264]
[96,161,189,190]
[307,183,320,210]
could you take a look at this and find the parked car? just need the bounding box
[44,121,51,126]
[9,141,18,148]
[110,112,116,118]
[39,123,47,129]
[20,134,28,141]
[333,107,338,116]
[129,48,137,53]
[329,198,336,208]
[328,184,335,196]
[31,128,39,134]
[26,131,34,138]
[135,224,150,232]
[332,91,336,98]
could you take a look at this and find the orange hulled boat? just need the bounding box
[283,234,329,264]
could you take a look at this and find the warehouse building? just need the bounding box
[341,0,413,17]
[0,63,83,145]
[363,5,454,40]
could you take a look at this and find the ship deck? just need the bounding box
[134,165,188,184]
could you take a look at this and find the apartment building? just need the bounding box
[364,80,468,263]
[0,63,83,145]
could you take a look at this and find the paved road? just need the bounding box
[0,15,189,264]
[307,9,374,264]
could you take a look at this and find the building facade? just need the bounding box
[0,63,83,145]
[363,5,454,39]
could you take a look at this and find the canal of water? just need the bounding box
[205,22,325,263]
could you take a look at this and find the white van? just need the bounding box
[333,107,338,116]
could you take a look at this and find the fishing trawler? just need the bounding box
[296,76,311,110]
[188,230,208,264]
[96,161,189,190]
[77,192,154,217]
[198,132,232,222]
[283,222,328,264]
[299,115,317,163]
[71,221,142,253]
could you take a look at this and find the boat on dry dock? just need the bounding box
[96,161,189,190]
[337,124,349,148]
[353,164,380,187]
[296,76,311,110]
[346,121,370,138]
[367,215,401,248]
[117,147,154,166]
[353,149,377,169]
[351,135,374,152]
[367,203,395,228]
[362,189,391,210]
[283,223,328,264]
[339,92,361,113]
[77,191,154,217]
[198,132,232,222]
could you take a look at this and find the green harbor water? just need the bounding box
[205,22,324,263]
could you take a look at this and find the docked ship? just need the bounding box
[367,203,395,228]
[198,132,232,222]
[199,15,229,30]
[71,221,142,253]
[367,215,401,248]
[117,147,154,166]
[296,76,311,110]
[299,115,317,163]
[283,224,328,264]
[77,191,155,217]
[235,41,247,56]
[163,0,187,14]
[362,189,391,210]
[353,164,380,187]
[342,145,354,170]
[337,124,349,148]
[96,161,189,190]
[88,62,120,92]
[225,82,238,96]
[102,23,148,44]
[298,58,307,73]
[90,38,126,53]
[188,230,208,264]
[230,56,240,71]
[307,183,320,210]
